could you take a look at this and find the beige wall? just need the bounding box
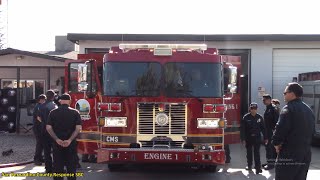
[0,53,65,93]
[50,68,65,93]
[0,68,17,79]
[0,54,65,67]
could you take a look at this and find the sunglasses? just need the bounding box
[250,107,257,110]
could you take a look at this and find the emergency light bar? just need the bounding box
[119,44,207,51]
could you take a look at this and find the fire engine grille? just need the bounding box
[139,141,184,148]
[138,103,186,135]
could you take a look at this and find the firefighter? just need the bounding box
[53,90,61,106]
[53,93,82,169]
[271,99,281,114]
[224,144,231,163]
[33,94,46,165]
[241,102,267,174]
[262,94,279,170]
[38,90,58,173]
[272,82,315,180]
[46,93,82,180]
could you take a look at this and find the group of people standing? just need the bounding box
[32,90,82,180]
[241,82,315,180]
[30,83,315,180]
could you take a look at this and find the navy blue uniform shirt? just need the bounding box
[272,98,315,151]
[241,113,266,141]
[264,103,279,138]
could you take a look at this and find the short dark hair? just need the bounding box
[37,94,46,101]
[262,94,272,100]
[272,99,280,105]
[46,90,55,100]
[287,82,303,97]
[60,93,71,100]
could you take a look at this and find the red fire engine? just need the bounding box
[64,44,242,171]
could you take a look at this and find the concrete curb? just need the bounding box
[0,160,34,169]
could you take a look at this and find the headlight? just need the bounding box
[197,118,219,129]
[105,117,127,127]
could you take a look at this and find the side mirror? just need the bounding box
[228,66,237,93]
[78,64,88,92]
[78,64,88,82]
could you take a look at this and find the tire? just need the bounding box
[190,165,201,172]
[205,165,217,172]
[108,164,123,172]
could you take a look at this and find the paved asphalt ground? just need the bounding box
[1,144,320,180]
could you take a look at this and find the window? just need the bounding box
[85,48,109,54]
[104,62,161,96]
[1,79,45,106]
[164,62,222,98]
[68,62,97,93]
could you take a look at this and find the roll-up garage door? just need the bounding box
[272,49,320,102]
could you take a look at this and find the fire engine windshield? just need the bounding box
[104,62,162,96]
[103,62,222,97]
[164,62,222,97]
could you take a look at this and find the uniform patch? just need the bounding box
[281,108,288,115]
[257,118,261,123]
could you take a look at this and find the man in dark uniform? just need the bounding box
[241,102,267,174]
[46,93,82,180]
[38,90,58,173]
[272,82,315,180]
[52,92,82,169]
[224,144,231,163]
[262,94,279,170]
[33,94,46,165]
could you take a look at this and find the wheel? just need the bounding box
[189,165,201,172]
[108,164,123,172]
[205,165,217,172]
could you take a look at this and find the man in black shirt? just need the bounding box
[33,94,46,165]
[46,93,82,180]
[38,90,58,173]
[241,102,267,174]
[272,83,315,180]
[262,94,279,170]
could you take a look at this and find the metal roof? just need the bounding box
[0,48,69,62]
[67,33,320,44]
[33,51,78,60]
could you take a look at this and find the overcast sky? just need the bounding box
[1,0,320,51]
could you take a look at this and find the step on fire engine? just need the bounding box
[65,44,242,172]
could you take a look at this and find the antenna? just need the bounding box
[0,0,9,48]
[6,0,8,47]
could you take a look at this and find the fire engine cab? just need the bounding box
[65,44,242,171]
